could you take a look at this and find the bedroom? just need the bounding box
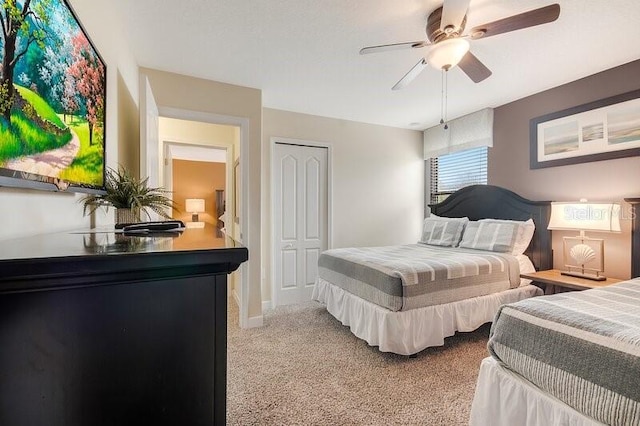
[0,0,639,425]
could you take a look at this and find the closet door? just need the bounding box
[273,143,328,306]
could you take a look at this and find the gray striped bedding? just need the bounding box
[317,244,520,312]
[488,278,640,426]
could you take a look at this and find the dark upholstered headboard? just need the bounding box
[429,185,552,271]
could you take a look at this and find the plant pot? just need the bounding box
[115,208,141,226]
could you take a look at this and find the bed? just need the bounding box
[470,278,640,425]
[470,200,640,426]
[312,185,553,355]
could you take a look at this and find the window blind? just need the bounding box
[430,146,487,204]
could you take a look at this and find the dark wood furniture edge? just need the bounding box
[0,247,247,293]
[624,197,640,278]
[429,184,552,271]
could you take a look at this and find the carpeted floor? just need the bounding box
[227,299,490,425]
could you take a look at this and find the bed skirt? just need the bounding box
[470,357,604,426]
[312,277,542,355]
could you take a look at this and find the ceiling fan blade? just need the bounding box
[458,52,492,83]
[360,40,429,55]
[392,58,428,91]
[440,0,471,32]
[470,4,560,39]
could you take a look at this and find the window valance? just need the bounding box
[424,108,494,159]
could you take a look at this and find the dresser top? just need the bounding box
[0,225,248,291]
[0,225,239,261]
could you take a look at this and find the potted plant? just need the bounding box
[81,167,176,226]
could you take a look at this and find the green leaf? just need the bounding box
[79,166,178,219]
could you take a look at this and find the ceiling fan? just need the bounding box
[360,1,561,90]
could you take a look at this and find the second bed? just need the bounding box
[312,185,552,355]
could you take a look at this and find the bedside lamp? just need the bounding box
[548,201,621,281]
[185,198,205,228]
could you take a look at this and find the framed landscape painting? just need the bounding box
[530,89,640,169]
[0,0,106,192]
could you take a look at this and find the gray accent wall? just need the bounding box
[490,59,640,279]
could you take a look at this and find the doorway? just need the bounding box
[271,139,331,306]
[158,118,242,302]
[164,143,227,229]
[140,73,252,326]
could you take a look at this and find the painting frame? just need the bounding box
[0,0,107,193]
[530,89,640,169]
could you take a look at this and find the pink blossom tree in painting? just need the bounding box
[68,32,104,145]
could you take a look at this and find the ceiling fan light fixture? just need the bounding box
[426,38,470,70]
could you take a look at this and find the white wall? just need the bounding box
[262,108,424,305]
[0,0,139,240]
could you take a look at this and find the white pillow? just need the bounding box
[480,218,535,256]
[419,215,468,247]
[459,218,535,254]
[516,253,536,287]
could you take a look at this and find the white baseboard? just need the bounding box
[232,288,263,328]
[232,288,240,306]
[262,300,272,311]
[246,315,263,328]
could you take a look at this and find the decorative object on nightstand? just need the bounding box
[185,198,206,228]
[548,200,620,281]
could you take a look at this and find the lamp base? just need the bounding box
[560,271,607,281]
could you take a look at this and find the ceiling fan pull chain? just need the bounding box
[440,69,445,126]
[439,69,449,130]
[444,69,449,130]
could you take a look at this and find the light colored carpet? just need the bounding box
[227,299,489,425]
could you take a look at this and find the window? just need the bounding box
[428,146,487,205]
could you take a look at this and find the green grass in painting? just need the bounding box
[0,112,72,163]
[15,85,65,128]
[0,119,22,161]
[58,118,103,186]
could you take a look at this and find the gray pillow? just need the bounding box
[459,220,519,253]
[419,216,468,247]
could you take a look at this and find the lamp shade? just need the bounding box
[548,202,621,233]
[185,198,205,214]
[426,38,470,70]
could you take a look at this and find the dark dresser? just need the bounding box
[0,226,248,426]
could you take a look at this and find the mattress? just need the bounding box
[488,278,640,426]
[318,244,520,311]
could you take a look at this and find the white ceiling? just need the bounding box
[113,0,640,130]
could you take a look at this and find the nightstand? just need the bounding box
[520,269,622,295]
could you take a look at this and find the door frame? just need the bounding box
[270,137,333,307]
[143,99,251,328]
